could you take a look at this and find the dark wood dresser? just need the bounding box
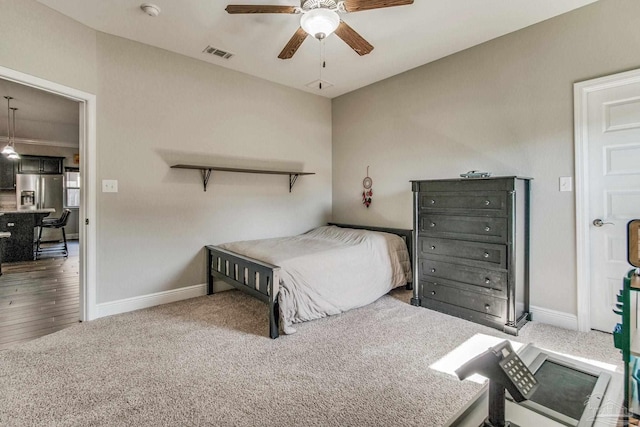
[410,177,531,335]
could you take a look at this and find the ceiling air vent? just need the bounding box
[202,45,234,60]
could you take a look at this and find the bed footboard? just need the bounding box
[206,245,281,339]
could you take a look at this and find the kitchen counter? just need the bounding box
[0,208,55,214]
[0,231,8,275]
[0,209,55,262]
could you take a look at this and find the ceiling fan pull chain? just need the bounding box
[319,38,326,89]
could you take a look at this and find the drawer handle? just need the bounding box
[430,199,436,205]
[430,245,436,250]
[485,278,491,284]
[430,222,436,228]
[431,291,436,296]
[484,200,491,206]
[430,268,436,273]
[483,252,490,258]
[484,304,491,311]
[7,222,14,227]
[484,226,491,232]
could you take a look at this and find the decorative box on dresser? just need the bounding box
[410,176,531,335]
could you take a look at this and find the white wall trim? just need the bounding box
[95,284,208,319]
[0,65,97,322]
[574,67,640,332]
[530,305,578,331]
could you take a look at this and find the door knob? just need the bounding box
[593,219,613,227]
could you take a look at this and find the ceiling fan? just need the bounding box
[225,0,414,59]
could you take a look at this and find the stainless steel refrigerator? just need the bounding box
[16,174,64,241]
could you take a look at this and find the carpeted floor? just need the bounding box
[0,289,621,427]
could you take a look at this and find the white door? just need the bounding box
[587,80,640,332]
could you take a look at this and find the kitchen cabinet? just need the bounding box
[18,155,64,174]
[410,176,531,335]
[0,155,16,189]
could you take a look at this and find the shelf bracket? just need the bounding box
[201,169,212,192]
[289,174,299,193]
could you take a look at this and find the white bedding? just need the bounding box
[218,225,412,334]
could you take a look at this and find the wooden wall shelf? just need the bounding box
[171,164,315,192]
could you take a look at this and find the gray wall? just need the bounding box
[0,1,331,304]
[94,33,331,302]
[332,0,640,316]
[0,0,97,94]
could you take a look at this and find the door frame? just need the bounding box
[574,67,640,332]
[0,65,97,321]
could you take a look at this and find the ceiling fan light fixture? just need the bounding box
[301,8,340,39]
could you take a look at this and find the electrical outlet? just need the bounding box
[559,176,572,192]
[102,179,118,193]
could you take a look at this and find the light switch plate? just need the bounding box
[102,179,118,193]
[559,176,572,192]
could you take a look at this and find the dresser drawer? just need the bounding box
[420,280,506,319]
[419,214,509,243]
[418,298,508,329]
[418,237,507,269]
[420,259,507,294]
[413,178,516,193]
[418,191,507,215]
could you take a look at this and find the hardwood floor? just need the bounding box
[0,241,79,350]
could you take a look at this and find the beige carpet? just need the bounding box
[0,289,621,427]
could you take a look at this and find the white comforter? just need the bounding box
[218,225,412,334]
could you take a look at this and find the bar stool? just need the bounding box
[35,209,71,259]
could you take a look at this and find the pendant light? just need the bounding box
[7,106,19,160]
[2,96,19,159]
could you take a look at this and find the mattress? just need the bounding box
[218,225,412,334]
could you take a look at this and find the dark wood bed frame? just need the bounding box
[206,223,413,339]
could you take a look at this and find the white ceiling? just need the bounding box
[0,77,79,141]
[37,0,597,98]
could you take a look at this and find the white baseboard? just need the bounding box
[95,283,207,319]
[529,305,578,331]
[93,285,579,330]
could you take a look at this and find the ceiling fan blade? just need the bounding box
[278,27,308,59]
[342,0,413,13]
[334,21,374,56]
[225,5,298,14]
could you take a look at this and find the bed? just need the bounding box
[206,223,413,338]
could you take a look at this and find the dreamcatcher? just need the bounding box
[362,166,373,208]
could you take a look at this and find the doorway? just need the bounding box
[0,66,96,344]
[575,68,640,332]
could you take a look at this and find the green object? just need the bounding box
[620,269,640,417]
[614,323,624,349]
